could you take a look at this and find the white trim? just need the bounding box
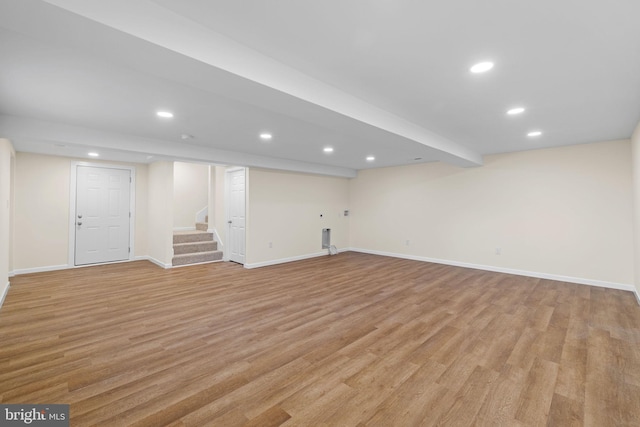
[225,166,246,173]
[11,264,70,275]
[348,248,635,293]
[12,260,135,275]
[195,206,208,224]
[10,257,172,276]
[634,288,640,306]
[225,167,247,264]
[211,228,224,251]
[173,227,196,231]
[135,255,172,269]
[0,282,10,311]
[244,250,330,269]
[69,162,136,266]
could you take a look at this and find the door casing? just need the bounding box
[69,162,136,267]
[225,167,246,264]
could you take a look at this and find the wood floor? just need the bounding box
[1,253,639,426]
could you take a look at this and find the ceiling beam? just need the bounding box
[41,0,483,168]
[0,116,358,177]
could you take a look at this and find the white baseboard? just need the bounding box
[7,249,638,306]
[11,264,70,276]
[348,248,636,294]
[0,281,10,311]
[244,250,331,269]
[10,257,173,275]
[135,256,172,269]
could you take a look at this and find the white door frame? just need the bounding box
[68,162,136,267]
[224,167,246,263]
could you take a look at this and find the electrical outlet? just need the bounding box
[269,242,273,248]
[406,240,410,246]
[495,247,501,255]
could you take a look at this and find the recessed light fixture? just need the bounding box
[88,152,99,157]
[527,131,543,137]
[180,134,194,140]
[470,61,494,74]
[259,133,272,141]
[366,156,375,162]
[156,111,174,118]
[323,147,334,153]
[507,107,525,115]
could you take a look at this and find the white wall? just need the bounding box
[13,153,69,270]
[173,162,208,229]
[0,139,15,304]
[212,166,229,250]
[12,153,149,271]
[632,122,640,296]
[246,168,350,267]
[350,139,634,287]
[208,165,226,246]
[5,137,637,296]
[147,161,174,267]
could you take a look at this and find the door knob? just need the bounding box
[78,214,83,219]
[77,221,83,226]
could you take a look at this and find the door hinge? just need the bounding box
[129,212,131,218]
[128,247,131,253]
[130,177,132,183]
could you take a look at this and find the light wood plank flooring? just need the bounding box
[1,252,639,426]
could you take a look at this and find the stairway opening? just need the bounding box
[172,218,223,266]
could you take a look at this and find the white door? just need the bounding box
[75,166,131,266]
[226,168,246,264]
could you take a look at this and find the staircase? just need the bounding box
[172,221,223,267]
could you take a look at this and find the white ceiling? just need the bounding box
[1,0,639,178]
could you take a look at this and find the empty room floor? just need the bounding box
[1,252,639,426]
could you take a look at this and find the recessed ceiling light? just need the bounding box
[88,152,99,157]
[323,147,334,153]
[527,131,543,137]
[156,111,174,118]
[366,156,375,162]
[180,134,194,140]
[507,107,525,115]
[259,133,272,141]
[470,61,494,73]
